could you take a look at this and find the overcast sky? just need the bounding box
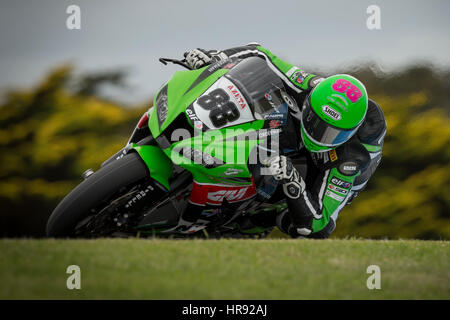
[1,0,449,104]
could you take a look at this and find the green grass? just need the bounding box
[0,239,448,299]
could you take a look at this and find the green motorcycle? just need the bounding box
[46,56,299,238]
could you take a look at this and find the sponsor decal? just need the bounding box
[186,107,200,122]
[207,59,231,73]
[322,105,342,120]
[289,69,300,80]
[179,147,223,168]
[264,93,272,101]
[326,190,345,202]
[330,176,352,189]
[331,94,349,106]
[263,99,288,119]
[125,185,155,209]
[285,66,298,78]
[326,95,349,112]
[290,70,308,85]
[222,168,243,176]
[258,128,280,139]
[338,161,359,176]
[327,183,348,195]
[208,188,248,202]
[223,62,236,69]
[309,76,325,87]
[156,89,168,125]
[290,70,307,80]
[269,120,282,128]
[158,105,167,122]
[296,75,305,84]
[189,182,257,206]
[264,113,284,120]
[194,120,203,130]
[226,84,247,109]
[329,149,338,162]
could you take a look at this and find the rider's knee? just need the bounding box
[276,210,336,239]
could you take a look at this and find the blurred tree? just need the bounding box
[0,65,148,236]
[74,69,129,96]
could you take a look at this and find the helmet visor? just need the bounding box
[301,96,359,147]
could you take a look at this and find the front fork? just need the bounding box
[100,110,174,191]
[131,144,172,190]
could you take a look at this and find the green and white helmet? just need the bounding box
[300,74,368,152]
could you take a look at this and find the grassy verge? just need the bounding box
[0,239,448,299]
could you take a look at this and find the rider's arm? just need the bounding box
[346,99,386,201]
[286,164,358,238]
[270,140,371,238]
[221,44,324,93]
[357,99,386,169]
[186,44,324,93]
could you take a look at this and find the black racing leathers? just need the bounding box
[193,44,387,238]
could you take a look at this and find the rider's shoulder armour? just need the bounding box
[308,137,369,175]
[356,99,387,147]
[332,136,371,176]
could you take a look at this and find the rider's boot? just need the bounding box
[234,208,280,236]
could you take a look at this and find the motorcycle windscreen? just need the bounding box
[225,57,293,120]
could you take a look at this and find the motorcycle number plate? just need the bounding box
[191,77,255,130]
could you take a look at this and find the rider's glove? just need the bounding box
[184,48,228,69]
[263,155,306,199]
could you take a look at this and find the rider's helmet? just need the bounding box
[300,74,368,152]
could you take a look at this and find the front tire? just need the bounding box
[46,152,149,237]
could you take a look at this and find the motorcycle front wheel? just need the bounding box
[46,152,152,237]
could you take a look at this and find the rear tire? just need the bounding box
[46,152,149,237]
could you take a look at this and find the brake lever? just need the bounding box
[159,58,192,70]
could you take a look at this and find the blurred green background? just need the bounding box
[0,62,449,239]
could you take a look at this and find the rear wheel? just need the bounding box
[46,152,156,237]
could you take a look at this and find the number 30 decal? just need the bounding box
[197,89,240,127]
